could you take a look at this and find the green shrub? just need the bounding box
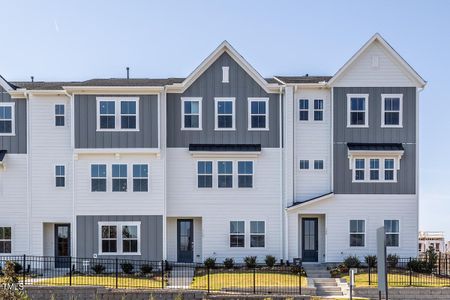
[290,265,306,276]
[91,264,106,274]
[140,264,153,275]
[13,262,23,274]
[343,255,361,268]
[264,255,276,268]
[407,258,428,273]
[364,255,377,268]
[387,254,399,268]
[223,258,234,269]
[329,268,341,278]
[244,256,257,268]
[425,245,438,272]
[338,264,349,274]
[204,257,216,269]
[120,262,134,274]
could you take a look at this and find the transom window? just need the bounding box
[385,220,399,247]
[112,164,127,192]
[218,161,233,188]
[352,157,398,182]
[349,220,365,247]
[133,164,148,192]
[382,94,402,127]
[299,99,309,121]
[91,164,107,192]
[300,160,309,170]
[248,98,269,130]
[250,221,265,248]
[182,98,202,130]
[197,161,213,188]
[0,103,14,135]
[230,221,245,248]
[97,98,139,131]
[314,99,323,121]
[314,160,324,170]
[99,222,140,255]
[215,98,235,130]
[347,94,368,127]
[55,104,65,126]
[0,227,12,253]
[55,165,65,187]
[238,161,253,188]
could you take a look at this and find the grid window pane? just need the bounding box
[0,106,13,133]
[300,160,309,170]
[198,161,213,188]
[133,164,148,192]
[230,221,245,247]
[314,160,324,170]
[299,99,309,121]
[91,164,107,192]
[250,100,267,129]
[350,98,366,125]
[218,161,232,188]
[350,220,365,247]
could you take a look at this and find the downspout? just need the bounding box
[278,87,284,260]
[68,91,77,258]
[25,91,31,255]
[415,87,423,257]
[162,87,167,261]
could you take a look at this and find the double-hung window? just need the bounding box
[347,94,368,127]
[314,160,324,170]
[197,161,213,188]
[314,99,323,121]
[352,157,398,182]
[133,164,148,192]
[112,164,127,192]
[0,227,12,253]
[385,220,399,247]
[250,221,265,248]
[382,94,402,127]
[238,161,253,188]
[354,159,365,181]
[181,98,202,130]
[299,99,309,121]
[55,165,65,187]
[99,101,116,129]
[230,221,245,248]
[120,101,137,129]
[55,104,65,126]
[349,220,365,247]
[215,98,235,130]
[0,103,14,135]
[384,159,395,181]
[99,222,140,255]
[218,161,233,188]
[122,225,139,253]
[91,164,107,192]
[370,159,380,180]
[97,98,139,131]
[248,98,269,130]
[300,160,309,170]
[100,225,117,253]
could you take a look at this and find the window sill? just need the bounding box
[248,128,269,131]
[214,128,236,131]
[96,129,140,132]
[347,125,369,128]
[381,125,403,128]
[181,127,203,131]
[98,252,141,256]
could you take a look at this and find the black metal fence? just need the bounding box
[0,255,305,295]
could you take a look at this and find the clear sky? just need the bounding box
[1,0,448,237]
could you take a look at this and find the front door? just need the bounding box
[302,218,318,262]
[54,224,70,268]
[177,219,194,263]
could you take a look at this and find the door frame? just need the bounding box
[301,217,319,263]
[177,219,194,263]
[54,223,71,268]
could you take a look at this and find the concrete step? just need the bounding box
[317,291,344,296]
[312,278,336,283]
[315,282,338,287]
[316,287,342,292]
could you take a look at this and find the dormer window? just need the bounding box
[96,98,139,131]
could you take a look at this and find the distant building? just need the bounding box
[419,231,445,253]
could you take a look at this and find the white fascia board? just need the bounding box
[74,148,160,155]
[0,75,13,92]
[63,86,164,94]
[286,193,334,212]
[328,33,426,88]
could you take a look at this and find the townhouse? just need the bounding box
[0,33,425,265]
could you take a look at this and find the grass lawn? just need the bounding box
[191,271,307,291]
[35,275,163,289]
[342,272,450,287]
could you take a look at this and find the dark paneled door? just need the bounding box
[54,224,71,268]
[302,218,318,262]
[177,219,194,263]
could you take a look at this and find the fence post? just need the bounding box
[161,260,165,289]
[253,267,256,294]
[368,266,371,286]
[69,256,72,286]
[207,266,210,294]
[115,258,119,289]
[298,269,302,295]
[409,257,412,286]
[22,254,26,286]
[439,252,441,275]
[446,254,448,276]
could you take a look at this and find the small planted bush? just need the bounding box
[407,259,428,273]
[343,255,361,268]
[291,265,307,276]
[364,255,377,268]
[387,254,399,269]
[13,262,23,274]
[244,256,257,269]
[140,264,153,275]
[264,255,276,268]
[91,264,106,274]
[120,262,134,274]
[223,258,234,269]
[204,257,216,269]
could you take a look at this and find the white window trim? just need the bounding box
[54,164,66,189]
[298,99,309,122]
[90,163,108,192]
[384,219,400,248]
[229,220,245,248]
[96,97,140,132]
[0,226,12,254]
[222,66,229,83]
[250,220,266,248]
[381,94,403,128]
[181,97,202,130]
[248,97,269,131]
[132,164,149,192]
[237,160,254,189]
[349,219,366,248]
[98,221,141,255]
[112,163,128,192]
[55,103,65,127]
[347,94,369,128]
[349,156,400,183]
[214,97,236,131]
[0,102,15,136]
[196,160,213,189]
[313,99,324,122]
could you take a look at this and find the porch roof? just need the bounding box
[287,192,334,211]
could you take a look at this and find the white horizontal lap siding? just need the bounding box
[333,41,416,87]
[0,154,28,255]
[166,148,282,262]
[74,154,164,215]
[294,88,331,202]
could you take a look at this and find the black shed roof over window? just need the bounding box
[189,144,261,152]
[0,150,7,161]
[347,143,404,151]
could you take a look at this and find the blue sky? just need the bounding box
[1,1,448,237]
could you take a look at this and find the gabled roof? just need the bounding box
[274,76,332,85]
[286,192,334,211]
[328,33,426,88]
[167,41,280,93]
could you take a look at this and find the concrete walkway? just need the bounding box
[303,264,349,297]
[167,265,195,288]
